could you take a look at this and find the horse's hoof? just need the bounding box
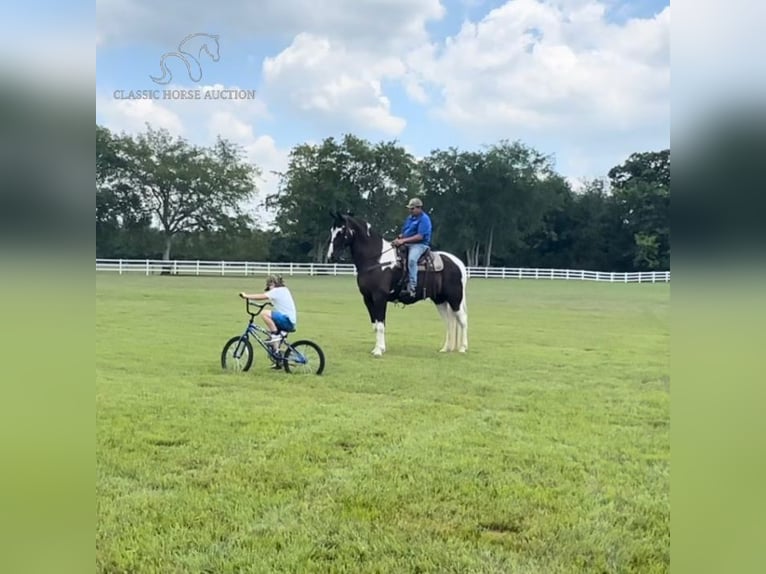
[458,347,467,353]
[439,347,448,353]
[371,348,383,357]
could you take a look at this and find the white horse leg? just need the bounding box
[436,303,451,352]
[445,307,458,352]
[436,250,469,354]
[456,303,468,353]
[454,285,468,352]
[372,320,386,356]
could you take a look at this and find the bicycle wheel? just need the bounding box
[283,340,325,375]
[221,336,254,372]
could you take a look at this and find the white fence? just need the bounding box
[96,259,670,283]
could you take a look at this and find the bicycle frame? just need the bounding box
[222,298,321,373]
[234,300,304,363]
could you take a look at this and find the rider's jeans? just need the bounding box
[407,243,428,289]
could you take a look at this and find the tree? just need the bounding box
[265,135,417,261]
[419,140,570,267]
[119,123,260,260]
[608,150,670,270]
[97,125,152,257]
[418,148,484,264]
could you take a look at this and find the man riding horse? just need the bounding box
[391,198,432,298]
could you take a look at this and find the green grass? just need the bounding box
[96,274,669,573]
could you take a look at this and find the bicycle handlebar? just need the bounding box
[245,299,272,316]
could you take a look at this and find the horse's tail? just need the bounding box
[451,252,469,312]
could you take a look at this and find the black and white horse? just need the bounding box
[326,212,468,356]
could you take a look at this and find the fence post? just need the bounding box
[118,259,123,275]
[290,262,294,276]
[145,259,149,276]
[334,264,337,276]
[173,260,177,275]
[610,272,615,283]
[221,261,225,276]
[196,260,200,276]
[245,261,249,276]
[267,262,271,275]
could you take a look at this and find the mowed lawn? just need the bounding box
[96,273,669,573]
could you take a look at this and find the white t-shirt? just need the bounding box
[267,286,297,325]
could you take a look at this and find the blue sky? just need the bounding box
[96,0,670,217]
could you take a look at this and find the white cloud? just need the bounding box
[96,0,671,182]
[97,97,184,134]
[408,0,670,138]
[97,0,444,137]
[262,34,407,136]
[96,0,444,50]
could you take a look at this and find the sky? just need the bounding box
[95,0,670,222]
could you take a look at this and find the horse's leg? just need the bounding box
[363,292,375,326]
[436,302,454,352]
[371,292,388,357]
[455,301,468,353]
[362,292,380,355]
[450,287,468,353]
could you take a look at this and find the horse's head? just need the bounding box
[326,211,354,262]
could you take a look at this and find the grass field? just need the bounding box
[96,273,670,573]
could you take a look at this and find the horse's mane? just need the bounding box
[345,215,383,241]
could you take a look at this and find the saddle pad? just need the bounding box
[418,251,443,272]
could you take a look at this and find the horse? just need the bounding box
[326,211,468,356]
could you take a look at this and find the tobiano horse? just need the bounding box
[326,212,468,356]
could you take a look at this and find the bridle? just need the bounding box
[331,223,399,275]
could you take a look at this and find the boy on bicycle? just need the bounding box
[239,275,298,364]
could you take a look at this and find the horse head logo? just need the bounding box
[150,33,221,85]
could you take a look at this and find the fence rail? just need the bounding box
[96,259,670,283]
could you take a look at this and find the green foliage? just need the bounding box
[264,135,418,261]
[96,124,670,271]
[97,274,670,573]
[608,151,670,271]
[97,123,260,260]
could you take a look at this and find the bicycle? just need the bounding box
[220,299,325,375]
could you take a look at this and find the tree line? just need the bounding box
[97,123,669,271]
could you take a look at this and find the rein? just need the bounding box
[356,245,398,274]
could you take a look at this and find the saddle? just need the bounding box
[389,246,441,301]
[395,246,444,273]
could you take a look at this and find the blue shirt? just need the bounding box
[401,212,432,245]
